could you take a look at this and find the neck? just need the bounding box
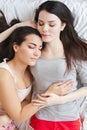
[42,40,64,58]
[8,59,27,76]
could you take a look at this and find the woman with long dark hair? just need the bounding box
[0,24,44,129]
[29,1,87,130]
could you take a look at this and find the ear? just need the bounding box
[61,23,66,31]
[13,43,19,52]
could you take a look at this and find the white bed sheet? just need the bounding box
[0,0,87,41]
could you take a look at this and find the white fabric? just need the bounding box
[0,0,87,41]
[0,0,47,23]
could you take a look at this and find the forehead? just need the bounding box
[23,34,42,45]
[38,10,59,22]
[24,34,41,41]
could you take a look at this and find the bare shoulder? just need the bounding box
[0,68,13,80]
[0,68,14,89]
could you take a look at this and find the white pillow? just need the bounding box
[0,0,47,23]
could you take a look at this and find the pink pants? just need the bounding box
[0,120,15,130]
[30,115,81,130]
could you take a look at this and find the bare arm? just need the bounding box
[62,87,87,104]
[0,69,46,122]
[0,24,17,42]
[37,86,87,106]
[0,20,36,43]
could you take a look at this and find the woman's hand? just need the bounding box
[31,98,48,110]
[16,20,36,28]
[37,93,63,106]
[44,80,73,96]
[31,80,73,108]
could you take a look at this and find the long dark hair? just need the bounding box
[34,1,87,70]
[0,10,21,62]
[0,10,20,32]
[0,11,41,62]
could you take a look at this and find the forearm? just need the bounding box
[0,20,36,43]
[0,24,18,42]
[14,103,39,122]
[62,87,87,104]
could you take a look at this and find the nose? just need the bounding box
[42,24,49,32]
[34,49,41,57]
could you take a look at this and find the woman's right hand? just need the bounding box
[44,80,73,96]
[16,20,36,28]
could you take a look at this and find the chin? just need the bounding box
[42,38,51,42]
[29,62,36,66]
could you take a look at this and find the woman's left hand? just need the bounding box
[37,93,63,107]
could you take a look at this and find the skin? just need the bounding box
[37,10,66,44]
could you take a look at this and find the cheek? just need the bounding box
[38,51,41,57]
[52,27,61,36]
[37,26,41,33]
[19,48,32,58]
[20,48,27,54]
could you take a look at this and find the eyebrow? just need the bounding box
[28,43,37,46]
[28,43,42,47]
[38,19,56,23]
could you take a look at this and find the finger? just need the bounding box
[37,94,48,100]
[32,98,49,107]
[64,80,73,85]
[60,80,73,88]
[63,81,73,88]
[39,93,51,98]
[54,80,73,87]
[53,82,64,86]
[32,102,47,110]
[32,99,45,103]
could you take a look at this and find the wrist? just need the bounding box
[61,95,70,104]
[59,96,66,104]
[13,23,20,29]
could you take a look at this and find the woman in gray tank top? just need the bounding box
[30,1,87,130]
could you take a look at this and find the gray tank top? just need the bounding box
[31,57,87,121]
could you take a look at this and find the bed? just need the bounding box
[0,0,87,130]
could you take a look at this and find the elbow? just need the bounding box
[10,112,23,122]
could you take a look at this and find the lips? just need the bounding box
[31,58,38,61]
[42,34,49,37]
